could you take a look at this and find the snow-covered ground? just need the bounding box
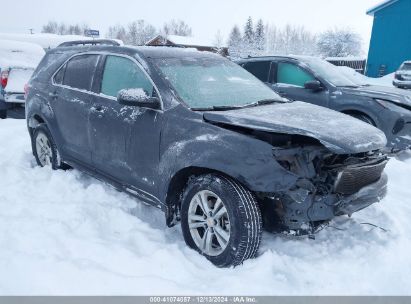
[1,118,411,295]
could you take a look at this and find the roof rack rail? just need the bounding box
[57,39,120,48]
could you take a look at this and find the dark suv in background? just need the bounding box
[26,42,388,267]
[238,56,411,151]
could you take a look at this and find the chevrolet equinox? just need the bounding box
[26,41,389,267]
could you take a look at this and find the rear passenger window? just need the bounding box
[63,55,99,91]
[243,61,271,82]
[101,56,154,98]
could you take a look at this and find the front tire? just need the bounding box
[351,113,375,126]
[32,124,64,170]
[181,174,262,267]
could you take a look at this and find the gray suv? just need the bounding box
[26,43,388,267]
[238,55,411,152]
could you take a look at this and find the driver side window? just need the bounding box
[101,56,154,98]
[277,62,315,87]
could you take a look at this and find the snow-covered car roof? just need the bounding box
[0,39,45,70]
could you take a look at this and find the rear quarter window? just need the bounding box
[62,54,100,91]
[243,61,271,82]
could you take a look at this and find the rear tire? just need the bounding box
[181,174,262,267]
[0,110,6,119]
[32,124,65,170]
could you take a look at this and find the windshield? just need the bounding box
[298,57,359,87]
[153,56,282,109]
[400,63,411,71]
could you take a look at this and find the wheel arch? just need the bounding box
[340,109,377,126]
[164,166,251,227]
[27,113,47,137]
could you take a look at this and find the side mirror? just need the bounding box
[304,80,323,92]
[117,89,161,110]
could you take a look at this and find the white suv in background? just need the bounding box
[393,61,411,89]
[0,40,45,119]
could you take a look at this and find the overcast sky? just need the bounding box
[2,0,380,52]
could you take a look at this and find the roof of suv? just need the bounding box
[236,55,311,64]
[50,44,222,60]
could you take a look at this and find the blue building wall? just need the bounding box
[367,0,411,77]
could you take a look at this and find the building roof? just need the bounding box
[367,0,399,16]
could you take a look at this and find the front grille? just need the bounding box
[334,160,388,195]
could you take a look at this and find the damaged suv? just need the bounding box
[26,42,388,267]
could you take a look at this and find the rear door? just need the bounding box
[89,55,162,199]
[51,54,100,164]
[242,61,272,84]
[271,60,329,107]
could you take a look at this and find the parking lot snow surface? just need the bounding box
[0,118,410,295]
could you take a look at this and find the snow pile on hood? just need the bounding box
[0,119,410,295]
[338,66,395,87]
[0,39,45,70]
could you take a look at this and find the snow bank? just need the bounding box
[0,39,45,69]
[0,33,92,49]
[0,119,410,295]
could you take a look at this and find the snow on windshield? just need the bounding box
[0,39,45,70]
[153,57,282,108]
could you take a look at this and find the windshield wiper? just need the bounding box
[191,99,286,112]
[243,98,287,108]
[191,105,245,111]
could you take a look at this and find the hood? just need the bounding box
[340,85,411,108]
[203,101,387,154]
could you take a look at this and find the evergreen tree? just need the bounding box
[227,25,243,59]
[255,19,265,52]
[243,17,254,46]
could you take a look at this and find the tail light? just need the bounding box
[24,83,30,100]
[1,70,9,88]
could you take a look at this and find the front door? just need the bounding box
[271,61,329,107]
[89,55,162,198]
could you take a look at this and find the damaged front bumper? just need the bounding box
[266,173,388,233]
[335,173,387,216]
[266,147,389,233]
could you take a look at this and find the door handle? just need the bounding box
[48,92,58,99]
[90,105,104,113]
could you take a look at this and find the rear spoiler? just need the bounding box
[57,39,120,48]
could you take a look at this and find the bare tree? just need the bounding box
[317,28,362,58]
[127,20,157,45]
[265,24,317,56]
[213,30,224,47]
[106,25,128,42]
[161,19,192,36]
[41,21,59,34]
[41,21,89,36]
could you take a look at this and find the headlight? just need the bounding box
[374,98,391,109]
